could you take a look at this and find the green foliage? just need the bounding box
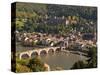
[24,20,34,32]
[16,63,31,73]
[27,57,46,72]
[87,56,97,68]
[16,2,47,18]
[47,4,97,20]
[13,2,97,34]
[16,20,24,31]
[71,46,97,69]
[16,58,29,66]
[71,61,86,69]
[16,57,47,72]
[87,46,97,57]
[16,2,97,20]
[87,46,97,68]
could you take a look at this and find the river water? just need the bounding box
[40,52,87,70]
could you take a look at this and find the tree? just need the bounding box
[87,46,97,68]
[27,57,46,72]
[16,63,31,73]
[24,19,34,32]
[71,61,86,69]
[16,58,31,72]
[16,20,24,31]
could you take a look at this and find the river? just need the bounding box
[40,52,87,70]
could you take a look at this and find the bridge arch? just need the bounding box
[20,53,30,59]
[48,48,55,54]
[40,50,48,56]
[55,47,61,52]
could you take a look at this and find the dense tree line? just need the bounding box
[12,2,97,34]
[71,46,97,69]
[15,2,97,20]
[47,4,97,20]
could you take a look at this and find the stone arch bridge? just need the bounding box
[18,47,67,59]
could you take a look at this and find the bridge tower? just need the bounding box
[64,37,69,48]
[79,44,84,60]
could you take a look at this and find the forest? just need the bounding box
[12,2,97,34]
